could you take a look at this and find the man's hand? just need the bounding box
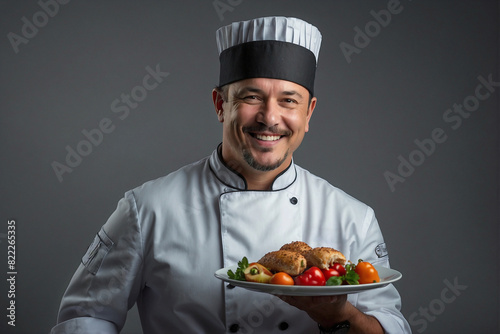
[279,295,384,334]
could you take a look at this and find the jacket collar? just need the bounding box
[209,144,297,191]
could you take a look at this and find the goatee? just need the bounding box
[242,149,289,172]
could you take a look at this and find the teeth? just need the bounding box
[255,134,281,141]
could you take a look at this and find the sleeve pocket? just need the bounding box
[81,228,114,275]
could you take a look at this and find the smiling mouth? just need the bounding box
[244,125,291,143]
[253,134,282,141]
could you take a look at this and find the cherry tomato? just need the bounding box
[354,260,380,284]
[244,263,273,283]
[294,267,326,286]
[269,272,295,285]
[321,268,341,281]
[331,263,347,276]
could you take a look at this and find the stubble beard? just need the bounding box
[240,124,292,171]
[242,147,289,172]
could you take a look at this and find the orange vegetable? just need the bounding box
[269,272,294,285]
[354,260,380,284]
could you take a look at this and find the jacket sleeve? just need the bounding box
[348,207,412,334]
[51,192,144,334]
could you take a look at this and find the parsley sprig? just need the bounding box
[227,257,249,281]
[325,262,360,286]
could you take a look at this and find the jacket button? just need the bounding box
[229,323,239,332]
[279,321,289,330]
[290,197,298,205]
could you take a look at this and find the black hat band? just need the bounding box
[218,40,317,95]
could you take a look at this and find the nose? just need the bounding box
[256,100,280,127]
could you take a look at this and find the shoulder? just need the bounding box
[126,156,210,207]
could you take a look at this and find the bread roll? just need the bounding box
[279,241,312,256]
[305,247,346,269]
[258,250,307,276]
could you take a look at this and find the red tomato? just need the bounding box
[331,263,347,276]
[294,267,326,286]
[321,268,341,281]
[354,260,380,284]
[269,272,294,285]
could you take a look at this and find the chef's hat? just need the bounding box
[216,16,322,95]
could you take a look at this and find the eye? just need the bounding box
[243,95,262,104]
[280,98,298,108]
[244,95,259,100]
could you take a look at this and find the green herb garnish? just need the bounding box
[227,257,249,281]
[325,262,360,286]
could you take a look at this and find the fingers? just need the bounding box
[278,294,345,309]
[278,294,351,326]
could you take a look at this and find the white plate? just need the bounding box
[214,265,402,296]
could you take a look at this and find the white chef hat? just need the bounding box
[216,16,322,95]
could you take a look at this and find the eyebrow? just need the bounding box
[235,86,304,99]
[282,90,304,99]
[236,86,264,95]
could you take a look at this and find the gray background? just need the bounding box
[0,0,498,333]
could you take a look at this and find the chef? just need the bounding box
[51,16,411,333]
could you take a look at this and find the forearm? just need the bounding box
[291,297,384,334]
[317,301,384,334]
[349,314,384,334]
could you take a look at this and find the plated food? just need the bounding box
[226,241,380,287]
[214,264,401,296]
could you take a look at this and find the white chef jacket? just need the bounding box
[51,146,411,334]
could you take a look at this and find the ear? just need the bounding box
[304,96,317,132]
[212,89,225,122]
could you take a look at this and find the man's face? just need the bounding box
[214,78,316,179]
